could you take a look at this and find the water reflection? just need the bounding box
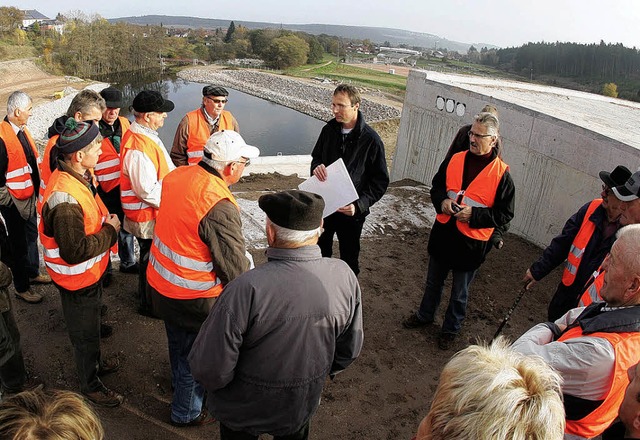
[98,70,326,156]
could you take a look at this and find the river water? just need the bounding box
[104,70,326,157]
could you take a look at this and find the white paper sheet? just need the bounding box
[298,158,359,218]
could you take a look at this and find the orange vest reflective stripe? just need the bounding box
[38,134,59,214]
[185,109,234,165]
[579,267,605,307]
[39,170,110,290]
[147,166,238,299]
[559,326,640,438]
[95,116,130,193]
[435,151,508,241]
[562,199,602,287]
[0,121,39,200]
[120,131,172,224]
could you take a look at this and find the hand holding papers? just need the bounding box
[299,158,358,218]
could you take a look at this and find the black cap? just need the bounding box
[258,190,325,231]
[132,90,174,113]
[613,170,640,202]
[202,85,229,97]
[599,165,631,189]
[100,86,124,108]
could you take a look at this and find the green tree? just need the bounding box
[306,36,324,63]
[224,21,235,43]
[0,7,23,37]
[264,34,309,69]
[602,82,618,98]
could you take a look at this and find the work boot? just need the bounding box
[15,290,43,304]
[170,409,216,427]
[83,387,124,408]
[402,313,432,329]
[98,356,120,376]
[29,273,51,284]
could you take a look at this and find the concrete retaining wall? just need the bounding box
[391,70,640,247]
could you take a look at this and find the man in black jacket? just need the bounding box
[310,84,389,275]
[403,112,515,350]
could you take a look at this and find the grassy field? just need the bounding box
[0,43,36,61]
[284,56,407,95]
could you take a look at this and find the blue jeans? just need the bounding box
[164,322,204,424]
[417,257,476,335]
[118,229,136,269]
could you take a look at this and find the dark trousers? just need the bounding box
[137,238,152,312]
[317,213,365,276]
[220,421,310,440]
[0,300,26,393]
[0,205,38,293]
[58,281,104,393]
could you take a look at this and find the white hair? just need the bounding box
[7,91,31,115]
[268,219,322,247]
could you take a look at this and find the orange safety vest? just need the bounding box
[578,267,605,307]
[95,116,130,193]
[120,130,172,224]
[559,326,640,438]
[38,134,59,214]
[562,199,602,287]
[39,170,111,290]
[0,121,39,200]
[435,151,508,241]
[147,166,238,299]
[185,109,234,165]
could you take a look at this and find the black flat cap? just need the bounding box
[599,165,631,188]
[132,90,174,113]
[203,85,229,97]
[100,86,124,108]
[259,190,325,231]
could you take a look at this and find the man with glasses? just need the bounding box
[311,84,389,276]
[522,165,631,321]
[171,85,240,167]
[403,112,515,350]
[149,130,257,427]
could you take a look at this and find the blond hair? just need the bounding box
[0,389,104,440]
[416,338,564,440]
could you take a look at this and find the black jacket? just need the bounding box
[428,148,515,271]
[310,111,389,218]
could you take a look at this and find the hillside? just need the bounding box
[109,15,498,53]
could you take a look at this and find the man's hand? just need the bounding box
[454,206,472,223]
[105,213,121,233]
[441,199,458,215]
[523,269,537,290]
[337,203,356,216]
[313,164,328,182]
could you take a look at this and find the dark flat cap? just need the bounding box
[100,86,124,108]
[259,190,325,231]
[132,90,174,113]
[599,165,631,188]
[203,85,229,97]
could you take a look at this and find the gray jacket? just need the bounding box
[189,245,363,436]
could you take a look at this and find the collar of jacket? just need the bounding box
[577,303,640,334]
[329,110,365,136]
[56,159,94,193]
[198,160,224,180]
[266,245,322,262]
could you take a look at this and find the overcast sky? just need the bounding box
[8,0,640,49]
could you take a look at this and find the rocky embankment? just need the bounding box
[178,68,401,123]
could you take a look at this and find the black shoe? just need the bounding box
[119,263,139,274]
[98,356,120,376]
[170,410,216,427]
[102,273,113,288]
[438,333,457,350]
[84,387,124,407]
[100,323,113,339]
[402,313,432,329]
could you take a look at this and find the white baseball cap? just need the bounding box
[203,130,260,162]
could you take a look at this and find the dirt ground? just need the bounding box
[3,60,562,439]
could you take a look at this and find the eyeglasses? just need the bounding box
[602,184,611,196]
[205,97,228,104]
[331,103,354,110]
[235,158,250,167]
[468,131,494,139]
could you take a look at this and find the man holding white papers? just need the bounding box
[311,84,389,275]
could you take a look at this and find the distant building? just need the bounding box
[20,10,49,28]
[377,46,421,64]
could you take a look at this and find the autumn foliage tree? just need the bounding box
[602,82,618,98]
[264,34,309,69]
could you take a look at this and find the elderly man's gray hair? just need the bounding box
[474,112,500,136]
[7,91,31,115]
[268,219,323,247]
